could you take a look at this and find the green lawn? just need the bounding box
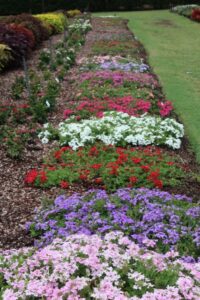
[94,10,200,162]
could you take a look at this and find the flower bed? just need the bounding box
[77,55,149,73]
[28,188,200,258]
[79,71,158,86]
[63,97,173,119]
[38,111,184,149]
[0,17,92,158]
[75,70,161,100]
[171,5,200,22]
[25,145,184,191]
[1,15,200,298]
[91,39,144,58]
[1,232,200,299]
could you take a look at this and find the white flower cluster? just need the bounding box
[38,123,51,144]
[38,112,184,150]
[68,19,92,33]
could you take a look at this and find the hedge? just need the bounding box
[0,0,200,15]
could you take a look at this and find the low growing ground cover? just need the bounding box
[0,14,200,300]
[28,188,200,259]
[1,232,200,299]
[25,145,184,191]
[38,112,184,149]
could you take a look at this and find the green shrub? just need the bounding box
[35,13,67,34]
[66,9,82,18]
[0,43,12,72]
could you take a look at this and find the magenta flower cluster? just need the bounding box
[79,70,159,87]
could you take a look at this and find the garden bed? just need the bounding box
[0,16,200,250]
[0,15,200,300]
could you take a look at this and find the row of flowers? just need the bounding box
[25,145,184,191]
[27,188,200,258]
[63,96,173,119]
[38,111,184,149]
[1,231,200,299]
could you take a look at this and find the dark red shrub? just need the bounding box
[8,24,36,49]
[1,14,49,44]
[191,8,200,22]
[0,24,30,66]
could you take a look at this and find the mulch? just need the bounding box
[0,17,200,250]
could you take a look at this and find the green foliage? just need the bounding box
[77,79,161,100]
[35,13,67,34]
[0,126,31,159]
[11,76,26,100]
[91,40,143,58]
[0,44,12,72]
[66,9,82,18]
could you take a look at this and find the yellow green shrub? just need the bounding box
[0,44,12,72]
[35,13,67,34]
[66,9,82,18]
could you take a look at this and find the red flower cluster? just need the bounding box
[54,147,71,160]
[191,8,200,22]
[63,96,173,120]
[24,169,38,184]
[25,145,183,191]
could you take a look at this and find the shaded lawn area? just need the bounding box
[94,10,200,162]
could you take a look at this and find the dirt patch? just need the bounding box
[154,19,178,27]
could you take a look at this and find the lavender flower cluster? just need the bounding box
[99,61,149,72]
[27,188,200,259]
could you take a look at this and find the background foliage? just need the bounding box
[0,0,200,15]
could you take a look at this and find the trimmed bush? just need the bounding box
[8,24,36,49]
[66,9,82,18]
[2,14,49,44]
[0,24,30,66]
[35,12,67,33]
[0,44,12,71]
[191,8,200,22]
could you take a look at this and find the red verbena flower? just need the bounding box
[89,146,99,156]
[91,163,102,170]
[148,171,160,180]
[132,157,142,164]
[129,176,138,184]
[60,181,69,189]
[80,174,88,180]
[141,165,150,172]
[54,150,62,160]
[95,177,103,184]
[24,169,38,184]
[40,171,47,183]
[153,179,163,189]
